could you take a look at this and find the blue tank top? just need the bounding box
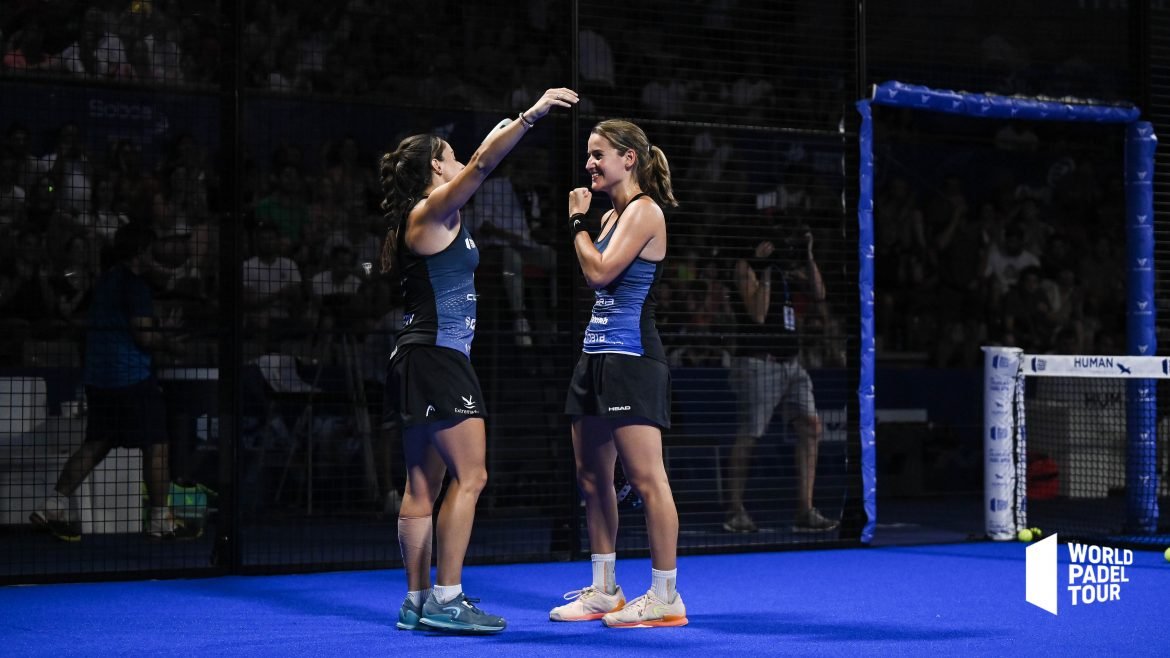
[582,195,665,362]
[394,217,479,358]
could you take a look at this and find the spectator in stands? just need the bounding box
[255,163,310,249]
[1002,266,1056,352]
[0,228,52,362]
[326,136,379,221]
[108,139,157,224]
[87,177,129,244]
[59,9,106,78]
[4,123,41,192]
[982,224,1040,304]
[40,122,93,218]
[2,18,60,72]
[29,224,197,542]
[464,161,557,346]
[0,150,26,229]
[309,242,363,332]
[242,221,304,333]
[42,232,96,332]
[724,225,839,535]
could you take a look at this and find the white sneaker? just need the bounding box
[602,589,688,628]
[146,508,202,540]
[550,585,626,622]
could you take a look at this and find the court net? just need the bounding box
[983,348,1169,546]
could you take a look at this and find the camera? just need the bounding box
[772,224,811,267]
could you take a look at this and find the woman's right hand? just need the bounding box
[569,187,592,216]
[524,88,579,122]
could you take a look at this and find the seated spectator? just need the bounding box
[4,123,42,192]
[463,164,557,346]
[254,163,310,250]
[983,224,1040,304]
[0,150,26,229]
[242,222,305,334]
[1002,266,1055,352]
[3,19,61,72]
[40,122,94,218]
[309,242,363,332]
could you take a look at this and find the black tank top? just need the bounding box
[393,202,480,358]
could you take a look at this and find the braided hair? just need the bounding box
[378,134,445,274]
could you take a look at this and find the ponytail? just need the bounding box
[644,144,678,208]
[378,135,444,274]
[591,119,678,208]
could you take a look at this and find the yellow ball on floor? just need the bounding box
[1164,547,1170,562]
[1017,529,1034,542]
[1030,527,1043,540]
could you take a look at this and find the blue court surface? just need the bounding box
[3,541,1166,657]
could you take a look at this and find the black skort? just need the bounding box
[565,352,671,429]
[384,345,487,428]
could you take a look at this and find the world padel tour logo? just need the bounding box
[1025,534,1133,614]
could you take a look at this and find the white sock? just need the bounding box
[591,553,616,595]
[406,588,431,607]
[651,567,677,602]
[433,583,462,604]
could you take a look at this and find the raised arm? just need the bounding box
[735,243,774,325]
[418,88,578,225]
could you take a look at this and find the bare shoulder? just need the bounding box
[625,195,665,226]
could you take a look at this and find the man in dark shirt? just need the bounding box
[30,224,197,542]
[724,227,839,534]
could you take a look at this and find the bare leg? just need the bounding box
[399,423,446,592]
[376,422,399,506]
[793,414,823,513]
[54,440,112,497]
[613,420,677,571]
[726,434,757,513]
[572,416,619,555]
[143,442,171,508]
[428,418,488,587]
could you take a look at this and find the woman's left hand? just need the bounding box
[568,187,592,216]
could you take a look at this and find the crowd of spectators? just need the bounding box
[872,114,1129,367]
[0,0,1137,376]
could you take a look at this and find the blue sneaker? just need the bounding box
[396,597,424,630]
[419,592,506,633]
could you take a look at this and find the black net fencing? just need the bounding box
[0,0,1158,584]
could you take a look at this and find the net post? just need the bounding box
[1124,121,1159,533]
[983,346,1023,541]
[856,99,877,544]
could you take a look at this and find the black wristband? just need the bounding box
[570,213,589,236]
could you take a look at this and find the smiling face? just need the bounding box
[585,132,632,194]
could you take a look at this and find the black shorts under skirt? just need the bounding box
[564,352,671,429]
[85,377,168,448]
[384,345,487,428]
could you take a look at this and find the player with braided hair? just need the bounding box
[379,88,577,634]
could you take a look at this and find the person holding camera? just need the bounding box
[724,226,839,534]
